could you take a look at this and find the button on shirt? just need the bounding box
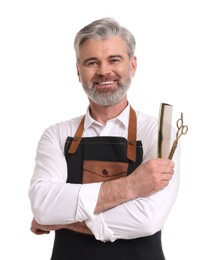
[29,105,180,242]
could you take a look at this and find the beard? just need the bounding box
[82,71,132,106]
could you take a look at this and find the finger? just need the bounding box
[161,172,173,181]
[30,226,50,235]
[161,169,174,175]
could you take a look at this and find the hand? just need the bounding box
[130,158,174,197]
[30,218,51,235]
[30,218,93,236]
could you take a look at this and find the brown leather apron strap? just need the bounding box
[68,106,137,162]
[68,117,85,154]
[127,106,137,162]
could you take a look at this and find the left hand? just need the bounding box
[30,218,93,235]
[30,218,51,235]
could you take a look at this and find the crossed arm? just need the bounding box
[30,158,174,236]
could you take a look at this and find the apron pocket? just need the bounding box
[83,160,128,183]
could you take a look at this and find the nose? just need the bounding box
[96,62,111,76]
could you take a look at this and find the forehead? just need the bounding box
[78,37,128,59]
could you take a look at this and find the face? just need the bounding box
[76,37,137,106]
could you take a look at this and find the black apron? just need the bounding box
[51,107,165,260]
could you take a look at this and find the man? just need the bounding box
[29,17,180,260]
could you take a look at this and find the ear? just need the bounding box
[76,63,81,82]
[131,56,137,77]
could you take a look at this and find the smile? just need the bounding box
[97,81,115,85]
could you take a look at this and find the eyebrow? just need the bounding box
[108,55,124,60]
[83,55,125,65]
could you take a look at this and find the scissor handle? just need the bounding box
[181,125,188,135]
[176,113,188,137]
[176,113,184,128]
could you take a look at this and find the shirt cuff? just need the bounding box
[75,182,115,242]
[85,213,115,242]
[75,182,102,222]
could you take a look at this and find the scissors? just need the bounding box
[168,112,188,159]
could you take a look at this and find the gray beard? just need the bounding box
[82,74,132,106]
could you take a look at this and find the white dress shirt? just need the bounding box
[29,104,180,242]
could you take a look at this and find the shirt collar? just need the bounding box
[84,104,131,130]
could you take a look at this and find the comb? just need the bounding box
[158,103,173,158]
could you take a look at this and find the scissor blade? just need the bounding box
[158,103,173,158]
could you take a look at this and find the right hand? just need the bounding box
[130,158,174,197]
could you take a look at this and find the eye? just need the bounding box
[86,61,98,66]
[110,58,120,63]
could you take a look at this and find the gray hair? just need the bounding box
[74,17,136,62]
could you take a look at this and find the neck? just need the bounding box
[89,97,128,124]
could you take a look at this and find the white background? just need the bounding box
[0,0,214,259]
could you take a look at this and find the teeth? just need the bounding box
[98,81,114,85]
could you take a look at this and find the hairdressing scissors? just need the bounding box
[168,113,188,159]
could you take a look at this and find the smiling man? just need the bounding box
[29,18,180,260]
